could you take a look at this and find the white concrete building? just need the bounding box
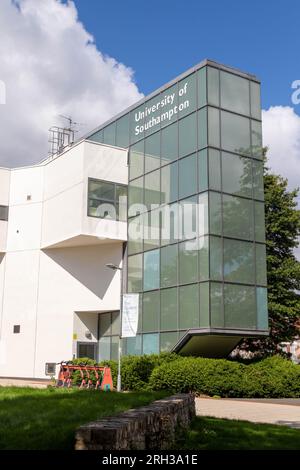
[0,139,127,378]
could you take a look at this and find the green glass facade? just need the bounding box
[86,60,268,358]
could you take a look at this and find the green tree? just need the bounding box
[239,149,300,356]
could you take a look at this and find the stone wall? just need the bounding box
[75,393,195,450]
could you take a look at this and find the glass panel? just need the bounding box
[116,114,129,148]
[128,176,143,208]
[179,239,198,284]
[161,161,178,204]
[161,203,179,246]
[221,111,251,156]
[144,209,160,251]
[103,122,116,146]
[208,107,220,148]
[161,244,178,288]
[257,287,268,330]
[198,149,208,192]
[126,335,142,356]
[178,73,197,116]
[143,291,159,332]
[224,239,255,284]
[198,107,207,150]
[128,215,143,255]
[224,284,256,329]
[179,113,197,157]
[250,81,261,120]
[255,201,266,242]
[143,249,160,291]
[179,153,197,199]
[111,312,120,336]
[210,236,222,281]
[161,122,178,164]
[222,152,252,198]
[89,128,103,143]
[180,195,197,240]
[160,332,179,352]
[209,149,221,191]
[144,169,160,210]
[160,83,178,128]
[179,284,199,329]
[207,67,219,106]
[251,120,263,158]
[111,336,119,361]
[98,337,110,361]
[129,141,144,180]
[128,254,143,293]
[209,192,222,236]
[99,313,111,336]
[130,104,144,144]
[256,243,267,286]
[223,195,254,240]
[221,71,250,115]
[144,95,161,137]
[252,160,264,201]
[161,287,178,330]
[89,180,114,201]
[199,236,209,281]
[198,192,208,236]
[197,67,207,108]
[145,132,160,173]
[142,333,159,354]
[211,282,223,327]
[88,198,116,219]
[200,283,210,327]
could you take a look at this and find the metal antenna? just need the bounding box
[48,115,84,158]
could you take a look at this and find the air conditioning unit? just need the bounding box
[45,362,56,376]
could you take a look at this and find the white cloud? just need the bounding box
[262,106,300,260]
[262,106,300,194]
[0,0,143,167]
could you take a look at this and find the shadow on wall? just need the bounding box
[42,245,120,299]
[0,254,4,265]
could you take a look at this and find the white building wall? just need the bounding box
[0,141,128,378]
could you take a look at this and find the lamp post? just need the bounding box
[105,263,122,392]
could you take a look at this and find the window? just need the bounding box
[161,122,178,164]
[179,153,197,199]
[143,291,159,332]
[224,284,256,329]
[127,254,142,293]
[77,343,97,360]
[103,122,116,146]
[142,333,159,354]
[252,160,264,201]
[145,132,160,173]
[210,236,222,281]
[116,114,129,148]
[129,141,144,180]
[128,176,144,213]
[161,161,178,204]
[220,71,250,116]
[199,236,209,281]
[160,244,178,288]
[209,192,222,236]
[179,284,199,329]
[197,67,207,108]
[13,325,20,334]
[223,195,254,240]
[143,249,159,290]
[179,113,197,157]
[178,73,197,116]
[144,169,160,209]
[160,332,178,352]
[208,107,220,148]
[256,287,268,330]
[199,283,210,327]
[256,243,267,286]
[128,214,143,255]
[207,67,219,106]
[0,205,8,221]
[88,179,127,221]
[223,239,255,284]
[250,82,261,120]
[143,209,160,251]
[198,108,207,149]
[221,111,251,156]
[209,149,221,191]
[179,239,198,284]
[198,149,208,192]
[161,287,178,330]
[126,335,142,355]
[222,153,252,198]
[255,201,266,242]
[251,120,263,158]
[210,282,223,327]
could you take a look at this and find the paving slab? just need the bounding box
[195,397,300,429]
[0,378,50,389]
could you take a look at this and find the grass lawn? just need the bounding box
[0,386,167,450]
[175,416,300,450]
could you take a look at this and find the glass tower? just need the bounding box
[86,60,268,358]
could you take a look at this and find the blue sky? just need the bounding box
[74,0,300,113]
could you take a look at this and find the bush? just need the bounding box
[147,355,300,398]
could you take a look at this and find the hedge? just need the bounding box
[68,355,300,398]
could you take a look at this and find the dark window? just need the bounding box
[88,179,127,221]
[13,325,20,334]
[0,205,8,221]
[77,342,97,360]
